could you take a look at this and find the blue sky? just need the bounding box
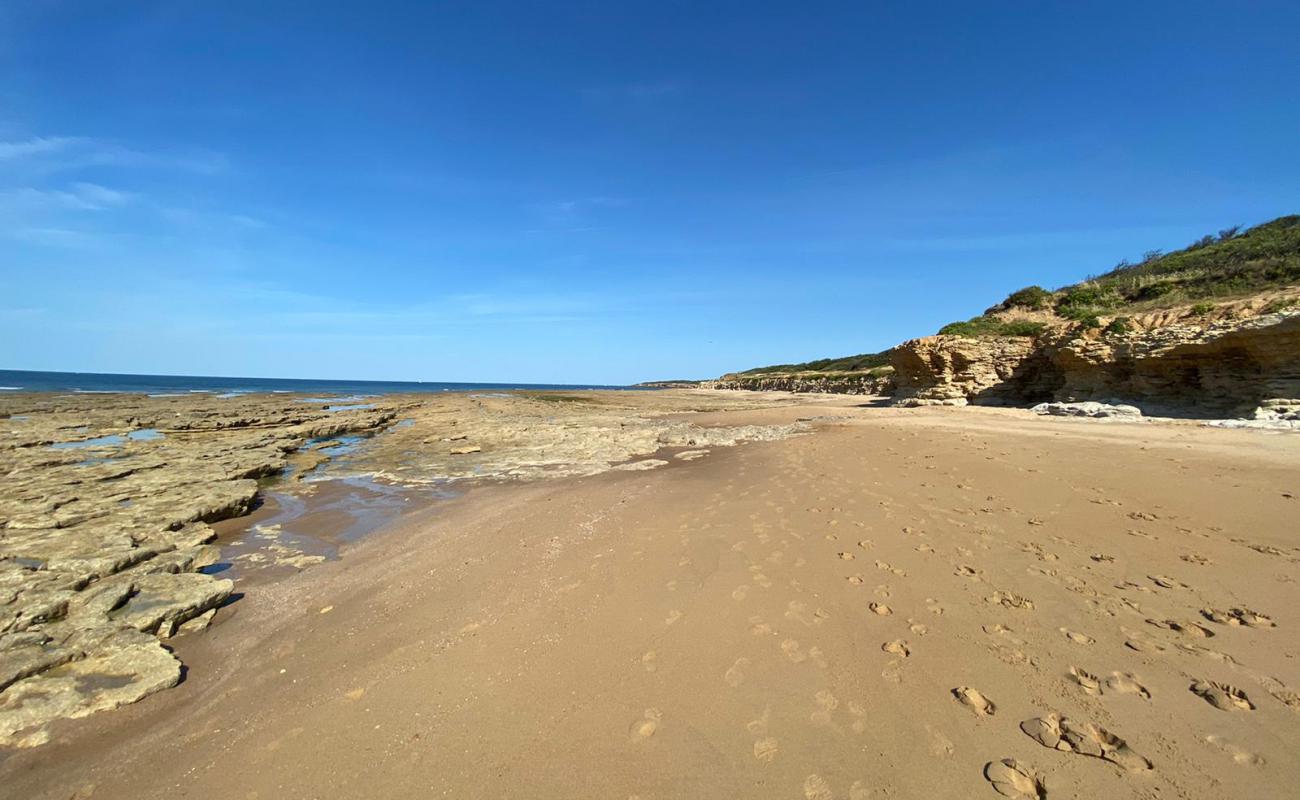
[2,2,1298,384]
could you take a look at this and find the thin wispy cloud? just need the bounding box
[0,182,133,211]
[0,136,84,161]
[0,134,227,175]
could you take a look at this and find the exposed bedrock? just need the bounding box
[704,374,894,395]
[890,310,1300,417]
[0,393,408,747]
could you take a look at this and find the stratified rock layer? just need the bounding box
[704,373,893,395]
[0,393,404,746]
[890,304,1300,417]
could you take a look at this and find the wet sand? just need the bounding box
[3,395,1298,800]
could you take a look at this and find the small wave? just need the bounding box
[0,386,21,390]
[73,389,117,394]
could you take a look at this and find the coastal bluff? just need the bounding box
[890,301,1300,418]
[704,215,1300,422]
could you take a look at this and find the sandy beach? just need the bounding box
[2,391,1297,799]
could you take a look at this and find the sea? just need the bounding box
[0,369,634,396]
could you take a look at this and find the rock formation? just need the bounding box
[889,304,1300,418]
[1,388,808,746]
[705,373,893,396]
[0,393,405,747]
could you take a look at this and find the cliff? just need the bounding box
[705,371,893,395]
[891,298,1300,416]
[710,215,1300,419]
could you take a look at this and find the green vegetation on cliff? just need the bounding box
[940,214,1300,337]
[735,351,891,376]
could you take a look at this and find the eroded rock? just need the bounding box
[1,392,406,746]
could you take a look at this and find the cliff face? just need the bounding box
[705,373,893,395]
[889,336,1042,406]
[890,307,1300,416]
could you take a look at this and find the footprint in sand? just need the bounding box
[916,544,935,554]
[665,610,683,625]
[628,708,662,741]
[782,638,808,663]
[1021,713,1151,771]
[724,658,750,687]
[983,759,1046,799]
[926,599,945,615]
[1267,686,1300,711]
[1201,607,1275,628]
[838,552,855,561]
[811,689,839,724]
[1059,628,1094,645]
[1105,672,1150,698]
[907,619,928,635]
[753,736,779,762]
[848,780,869,800]
[732,585,750,601]
[749,616,773,636]
[882,639,911,657]
[1190,680,1255,711]
[1068,666,1103,696]
[848,701,867,734]
[1121,628,1167,653]
[804,774,834,800]
[952,686,996,716]
[847,575,865,585]
[642,651,658,672]
[1146,618,1213,638]
[1205,734,1265,766]
[786,600,829,627]
[987,591,1034,610]
[869,602,892,616]
[954,564,982,579]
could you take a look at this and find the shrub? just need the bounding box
[939,316,1045,337]
[1132,282,1175,301]
[1078,314,1102,329]
[1002,285,1052,310]
[1263,297,1299,313]
[999,320,1047,336]
[1056,284,1121,312]
[1190,302,1216,315]
[1105,316,1132,335]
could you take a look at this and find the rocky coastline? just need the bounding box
[707,297,1300,424]
[889,302,1300,420]
[0,388,806,747]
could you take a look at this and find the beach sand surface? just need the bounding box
[2,396,1297,800]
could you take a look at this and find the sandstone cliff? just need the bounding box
[705,372,893,395]
[891,301,1300,416]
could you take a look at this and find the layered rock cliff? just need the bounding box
[891,304,1300,416]
[705,372,893,395]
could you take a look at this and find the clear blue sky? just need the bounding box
[2,2,1298,384]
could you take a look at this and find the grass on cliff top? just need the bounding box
[940,214,1300,337]
[735,351,892,376]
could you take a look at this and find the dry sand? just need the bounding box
[2,394,1297,799]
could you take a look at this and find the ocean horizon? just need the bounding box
[0,368,634,396]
